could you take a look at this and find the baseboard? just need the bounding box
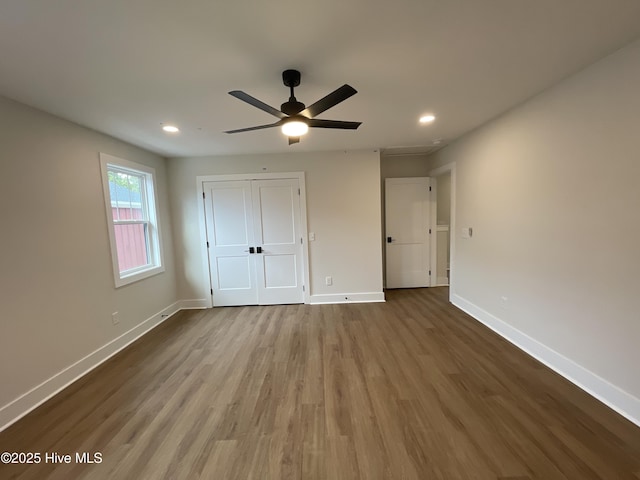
[177,298,211,309]
[451,294,640,427]
[0,301,183,433]
[309,292,385,304]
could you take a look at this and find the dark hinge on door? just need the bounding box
[429,270,431,276]
[206,241,209,248]
[203,191,205,199]
[210,288,213,295]
[298,188,300,195]
[429,228,431,234]
[429,186,432,192]
[303,285,305,292]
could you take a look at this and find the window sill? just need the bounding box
[115,265,165,288]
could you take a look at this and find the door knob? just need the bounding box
[387,236,393,243]
[256,246,262,254]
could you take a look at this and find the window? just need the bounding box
[100,153,164,287]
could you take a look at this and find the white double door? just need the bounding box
[204,178,304,306]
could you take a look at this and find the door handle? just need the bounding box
[387,236,393,243]
[244,247,255,254]
[256,246,262,254]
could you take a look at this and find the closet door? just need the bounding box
[204,178,304,306]
[251,179,304,305]
[203,181,258,306]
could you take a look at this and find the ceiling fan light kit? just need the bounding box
[225,69,361,145]
[281,118,309,137]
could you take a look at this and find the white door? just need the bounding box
[204,178,304,306]
[204,181,258,306]
[251,179,304,305]
[385,177,432,288]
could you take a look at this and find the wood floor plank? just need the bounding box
[1,287,639,479]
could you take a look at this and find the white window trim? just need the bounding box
[99,153,165,287]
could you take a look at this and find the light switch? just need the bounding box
[461,227,473,239]
[309,232,316,241]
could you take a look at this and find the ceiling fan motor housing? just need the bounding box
[281,100,306,116]
[282,69,301,87]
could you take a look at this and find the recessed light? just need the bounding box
[419,114,436,124]
[162,125,180,133]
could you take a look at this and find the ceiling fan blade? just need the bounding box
[307,119,362,130]
[224,121,282,134]
[301,85,357,118]
[228,91,286,119]
[288,136,300,145]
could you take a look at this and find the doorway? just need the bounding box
[434,171,451,286]
[429,162,456,298]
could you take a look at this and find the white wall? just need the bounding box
[168,150,384,304]
[428,38,640,423]
[380,153,430,180]
[0,96,177,428]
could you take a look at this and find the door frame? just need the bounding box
[429,162,456,300]
[197,172,310,307]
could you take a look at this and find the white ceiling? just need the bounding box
[1,0,639,158]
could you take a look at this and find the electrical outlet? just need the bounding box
[111,312,120,325]
[325,276,332,286]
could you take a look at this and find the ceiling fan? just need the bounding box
[224,69,361,145]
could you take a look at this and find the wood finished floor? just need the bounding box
[1,288,639,479]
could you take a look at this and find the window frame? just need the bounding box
[99,153,165,287]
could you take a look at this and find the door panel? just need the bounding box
[386,183,427,243]
[216,256,252,289]
[252,179,304,305]
[262,254,298,288]
[385,177,431,289]
[256,184,296,245]
[386,244,428,287]
[211,187,251,246]
[204,181,258,306]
